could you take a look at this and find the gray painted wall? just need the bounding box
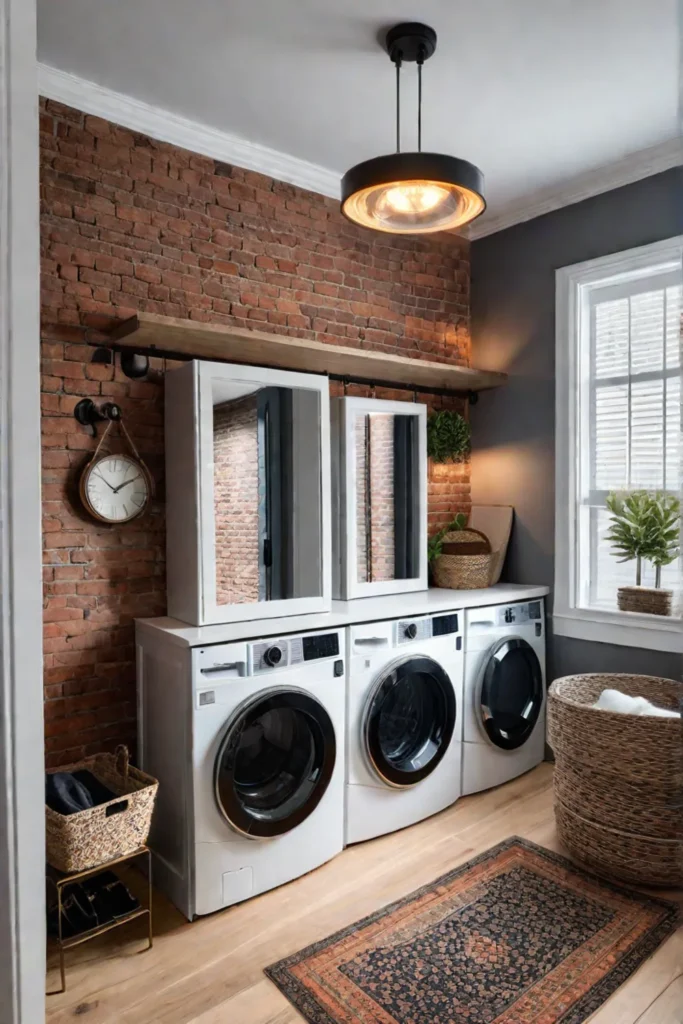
[470,168,683,682]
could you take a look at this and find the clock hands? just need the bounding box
[113,475,142,494]
[93,468,117,492]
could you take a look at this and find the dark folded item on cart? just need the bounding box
[46,769,117,816]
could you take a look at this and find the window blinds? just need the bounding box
[582,279,681,607]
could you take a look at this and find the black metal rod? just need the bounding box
[327,372,474,401]
[88,340,479,399]
[395,56,402,153]
[417,57,423,152]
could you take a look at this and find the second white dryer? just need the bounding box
[346,612,463,844]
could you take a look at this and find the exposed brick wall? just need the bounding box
[213,396,260,605]
[355,414,396,583]
[368,414,396,583]
[40,98,471,766]
[355,416,369,582]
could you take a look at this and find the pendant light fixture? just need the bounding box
[341,23,485,235]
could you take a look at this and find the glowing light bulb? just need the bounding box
[341,173,485,234]
[382,183,447,214]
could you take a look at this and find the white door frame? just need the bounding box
[0,0,46,1020]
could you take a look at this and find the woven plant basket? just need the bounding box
[548,674,682,887]
[432,528,492,590]
[617,586,672,616]
[45,745,158,873]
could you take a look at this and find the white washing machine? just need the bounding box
[346,611,463,844]
[462,599,546,796]
[137,626,345,919]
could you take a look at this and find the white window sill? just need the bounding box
[553,608,683,653]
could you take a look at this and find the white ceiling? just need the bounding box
[37,0,681,234]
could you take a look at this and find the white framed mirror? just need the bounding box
[332,396,427,600]
[165,360,331,625]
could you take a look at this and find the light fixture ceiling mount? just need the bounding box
[384,21,437,64]
[341,22,485,235]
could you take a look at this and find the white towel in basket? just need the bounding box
[593,688,680,719]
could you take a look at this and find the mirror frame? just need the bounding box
[331,396,428,600]
[165,360,331,625]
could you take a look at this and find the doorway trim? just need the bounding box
[0,0,46,1020]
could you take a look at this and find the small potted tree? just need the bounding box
[605,490,680,616]
[649,492,681,590]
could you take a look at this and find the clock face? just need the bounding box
[83,455,151,523]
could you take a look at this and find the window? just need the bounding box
[555,237,683,653]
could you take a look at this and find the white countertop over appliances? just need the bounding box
[136,584,550,650]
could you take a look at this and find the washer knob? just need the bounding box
[404,623,418,640]
[263,645,283,667]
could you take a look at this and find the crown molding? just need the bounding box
[37,63,342,201]
[468,138,683,240]
[39,63,682,241]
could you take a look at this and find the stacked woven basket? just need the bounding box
[432,528,492,590]
[548,674,683,887]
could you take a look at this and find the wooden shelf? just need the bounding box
[110,312,506,394]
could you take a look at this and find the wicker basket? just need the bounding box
[617,586,672,616]
[432,528,492,590]
[548,674,682,887]
[45,746,158,873]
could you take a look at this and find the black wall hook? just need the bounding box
[120,350,149,379]
[74,399,122,438]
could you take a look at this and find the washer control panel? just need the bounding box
[396,617,432,645]
[395,612,460,645]
[498,601,543,626]
[251,632,340,672]
[303,632,340,661]
[432,613,459,636]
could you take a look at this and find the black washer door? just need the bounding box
[479,638,543,751]
[364,657,456,788]
[215,689,336,838]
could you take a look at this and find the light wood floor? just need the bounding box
[46,764,682,1023]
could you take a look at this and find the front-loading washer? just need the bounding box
[346,611,463,845]
[137,626,345,919]
[462,599,546,796]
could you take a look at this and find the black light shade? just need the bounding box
[341,23,485,235]
[341,152,485,234]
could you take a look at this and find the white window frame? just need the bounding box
[555,236,683,653]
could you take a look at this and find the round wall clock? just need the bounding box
[77,413,153,525]
[79,452,153,524]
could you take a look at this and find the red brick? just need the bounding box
[214,260,238,276]
[134,263,162,285]
[95,255,134,277]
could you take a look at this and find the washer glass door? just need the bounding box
[215,689,336,838]
[364,657,456,787]
[479,638,543,750]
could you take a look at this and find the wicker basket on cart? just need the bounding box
[547,674,682,886]
[46,745,158,873]
[432,528,492,590]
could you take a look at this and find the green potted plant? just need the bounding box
[427,411,470,463]
[649,493,681,588]
[605,490,680,616]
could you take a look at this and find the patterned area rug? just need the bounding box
[265,837,678,1024]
